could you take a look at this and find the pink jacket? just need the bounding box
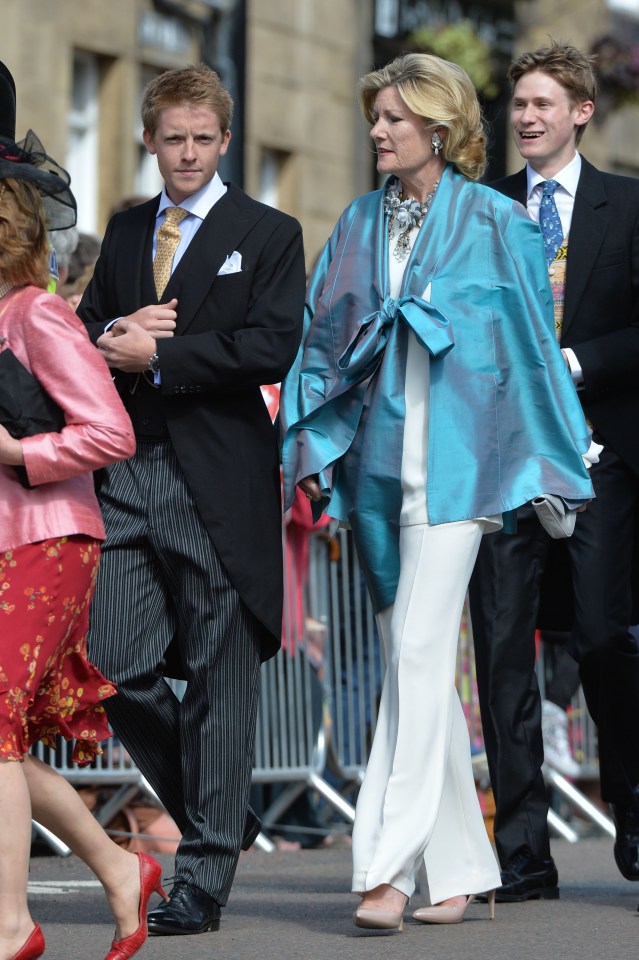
[0,285,135,551]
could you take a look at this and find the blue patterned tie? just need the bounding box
[539,180,563,265]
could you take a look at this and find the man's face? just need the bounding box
[510,71,593,177]
[143,102,231,204]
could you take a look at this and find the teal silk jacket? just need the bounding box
[280,166,594,611]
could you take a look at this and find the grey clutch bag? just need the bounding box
[531,494,576,539]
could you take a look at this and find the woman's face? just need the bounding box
[369,85,439,191]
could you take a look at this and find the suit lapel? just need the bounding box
[562,158,608,336]
[141,218,157,307]
[164,184,265,334]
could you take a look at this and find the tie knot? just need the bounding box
[154,207,189,298]
[541,179,559,198]
[162,206,189,229]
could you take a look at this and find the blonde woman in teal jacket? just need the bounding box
[281,53,593,932]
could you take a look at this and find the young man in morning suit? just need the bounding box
[469,41,639,902]
[78,65,306,935]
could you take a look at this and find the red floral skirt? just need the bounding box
[0,535,116,764]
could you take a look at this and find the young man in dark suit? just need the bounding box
[469,41,639,902]
[78,64,306,935]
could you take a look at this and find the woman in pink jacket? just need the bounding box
[0,133,165,960]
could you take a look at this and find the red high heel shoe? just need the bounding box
[103,852,168,960]
[11,923,45,960]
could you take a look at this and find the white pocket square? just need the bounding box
[218,251,242,275]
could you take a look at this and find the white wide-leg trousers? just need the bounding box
[351,519,500,904]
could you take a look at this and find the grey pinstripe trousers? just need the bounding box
[88,441,261,904]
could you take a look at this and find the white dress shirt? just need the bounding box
[153,172,227,268]
[124,174,228,384]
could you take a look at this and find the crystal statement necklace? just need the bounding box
[383,175,439,262]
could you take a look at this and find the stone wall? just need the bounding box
[1,0,202,231]
[245,0,373,265]
[2,0,374,258]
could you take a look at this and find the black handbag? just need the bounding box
[0,346,65,487]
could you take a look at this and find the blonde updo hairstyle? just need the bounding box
[359,53,487,181]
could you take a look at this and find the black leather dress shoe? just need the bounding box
[482,855,560,902]
[611,802,639,881]
[242,806,261,850]
[147,881,221,935]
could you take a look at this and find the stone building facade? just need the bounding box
[2,1,635,256]
[2,0,202,233]
[245,0,373,263]
[511,0,639,175]
[1,0,374,265]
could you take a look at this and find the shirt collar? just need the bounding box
[526,152,582,202]
[156,172,227,221]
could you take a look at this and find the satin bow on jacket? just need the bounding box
[337,294,454,383]
[281,166,594,611]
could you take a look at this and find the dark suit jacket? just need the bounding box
[78,183,306,659]
[491,157,639,476]
[492,157,639,625]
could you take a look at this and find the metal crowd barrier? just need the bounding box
[321,526,490,780]
[31,524,610,853]
[536,648,614,841]
[315,526,611,843]
[30,527,356,853]
[251,528,357,843]
[30,738,158,855]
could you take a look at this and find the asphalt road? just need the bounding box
[26,835,638,960]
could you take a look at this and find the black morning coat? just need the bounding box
[78,183,307,660]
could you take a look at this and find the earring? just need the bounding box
[431,131,443,156]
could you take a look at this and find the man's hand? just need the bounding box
[112,298,178,338]
[98,322,158,373]
[98,300,177,372]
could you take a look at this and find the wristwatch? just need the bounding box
[147,352,160,374]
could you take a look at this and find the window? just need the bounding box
[258,148,282,208]
[607,0,639,14]
[67,52,99,232]
[134,67,164,198]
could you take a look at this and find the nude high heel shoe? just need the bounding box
[353,904,406,931]
[412,889,496,924]
[353,887,408,931]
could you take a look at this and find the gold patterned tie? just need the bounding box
[153,206,189,299]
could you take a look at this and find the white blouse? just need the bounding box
[388,219,502,530]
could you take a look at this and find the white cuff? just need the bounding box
[563,347,584,388]
[582,436,603,469]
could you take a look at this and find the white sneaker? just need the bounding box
[542,699,580,778]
